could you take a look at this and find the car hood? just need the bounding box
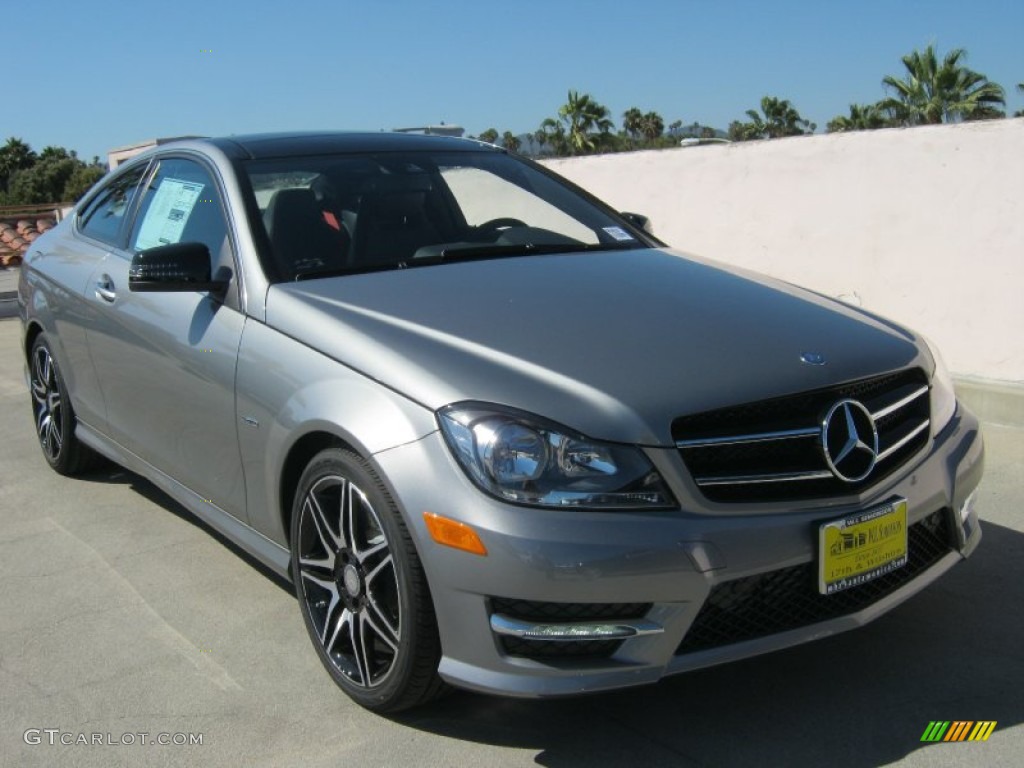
[265,248,926,446]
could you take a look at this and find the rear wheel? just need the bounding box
[29,335,100,475]
[291,448,446,712]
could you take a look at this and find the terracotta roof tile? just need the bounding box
[0,212,57,265]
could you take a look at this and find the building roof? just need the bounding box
[0,215,55,267]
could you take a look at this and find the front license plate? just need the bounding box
[818,499,908,594]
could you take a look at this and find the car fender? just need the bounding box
[235,318,437,547]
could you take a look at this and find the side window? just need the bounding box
[78,164,148,246]
[130,158,229,261]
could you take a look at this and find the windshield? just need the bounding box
[241,150,646,281]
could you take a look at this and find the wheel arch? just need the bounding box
[23,320,44,361]
[279,429,352,551]
[277,426,427,542]
[276,427,440,602]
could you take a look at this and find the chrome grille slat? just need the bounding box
[674,369,932,502]
[675,426,819,449]
[696,470,833,487]
[872,385,929,420]
[876,418,931,461]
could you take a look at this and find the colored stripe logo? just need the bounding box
[920,721,997,742]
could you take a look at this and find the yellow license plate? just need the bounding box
[818,499,908,594]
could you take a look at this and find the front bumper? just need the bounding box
[373,403,984,698]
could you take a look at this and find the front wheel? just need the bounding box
[290,448,446,712]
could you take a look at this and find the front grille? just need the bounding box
[674,369,931,503]
[676,509,953,655]
[490,599,651,660]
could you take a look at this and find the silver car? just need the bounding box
[19,133,984,712]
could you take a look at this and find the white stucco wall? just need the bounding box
[543,119,1024,383]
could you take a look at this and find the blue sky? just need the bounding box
[7,0,1023,161]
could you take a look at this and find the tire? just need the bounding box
[290,447,446,712]
[29,334,101,476]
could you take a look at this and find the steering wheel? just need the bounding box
[475,217,527,234]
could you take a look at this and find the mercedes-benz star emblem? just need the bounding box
[821,399,878,482]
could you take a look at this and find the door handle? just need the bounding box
[95,274,116,303]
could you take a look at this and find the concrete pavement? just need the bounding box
[0,266,17,294]
[1,315,1021,767]
[0,268,17,319]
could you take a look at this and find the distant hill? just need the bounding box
[668,122,729,139]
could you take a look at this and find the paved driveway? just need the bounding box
[1,315,1021,767]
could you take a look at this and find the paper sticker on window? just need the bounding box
[134,178,205,250]
[603,226,635,242]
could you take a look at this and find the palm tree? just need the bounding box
[532,127,549,155]
[727,120,758,142]
[557,90,614,155]
[734,96,814,140]
[1016,83,1024,117]
[477,128,499,144]
[538,118,568,156]
[638,111,665,142]
[880,45,1005,125]
[826,103,888,133]
[622,107,644,139]
[39,146,70,161]
[501,131,521,153]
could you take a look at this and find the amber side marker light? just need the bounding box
[423,512,488,556]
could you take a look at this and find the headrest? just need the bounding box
[360,173,433,196]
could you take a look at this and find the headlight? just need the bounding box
[923,336,957,437]
[438,403,675,509]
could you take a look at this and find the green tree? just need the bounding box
[638,111,665,142]
[880,45,1005,125]
[731,96,814,140]
[727,120,759,142]
[0,137,38,193]
[63,164,105,201]
[537,118,568,156]
[622,107,644,139]
[39,146,71,161]
[0,142,105,204]
[532,127,549,155]
[536,118,569,155]
[1016,82,1024,117]
[501,131,521,153]
[756,96,814,137]
[827,103,888,133]
[7,157,78,204]
[556,90,614,155]
[477,128,499,144]
[6,154,81,204]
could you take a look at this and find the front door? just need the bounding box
[86,155,248,520]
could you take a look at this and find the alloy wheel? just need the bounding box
[296,475,401,688]
[31,345,64,461]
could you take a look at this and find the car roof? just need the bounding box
[195,131,500,160]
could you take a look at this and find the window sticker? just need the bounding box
[134,178,205,250]
[602,226,635,242]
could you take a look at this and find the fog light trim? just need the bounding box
[490,613,663,641]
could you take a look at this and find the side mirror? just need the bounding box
[620,211,654,235]
[129,242,226,293]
